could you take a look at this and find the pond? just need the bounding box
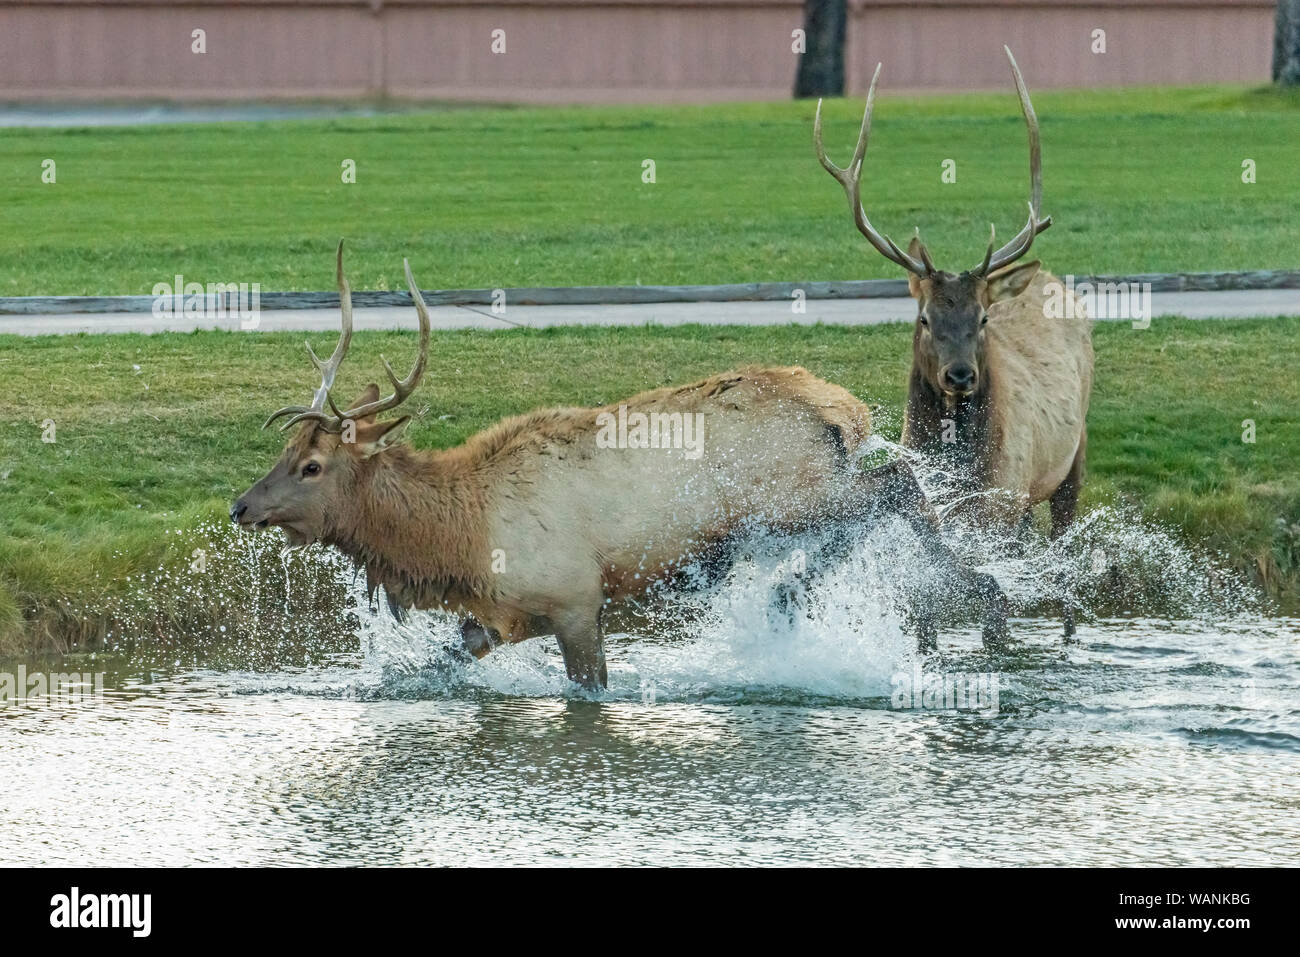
[3,584,1296,865]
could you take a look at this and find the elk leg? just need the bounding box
[1005,510,1034,558]
[856,461,1009,652]
[388,593,501,663]
[1049,439,1085,539]
[1049,435,1086,639]
[553,605,608,691]
[460,617,502,658]
[384,590,409,622]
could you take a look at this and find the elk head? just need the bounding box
[230,241,431,546]
[814,46,1051,404]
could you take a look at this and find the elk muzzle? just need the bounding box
[230,462,293,532]
[230,486,271,530]
[940,362,978,397]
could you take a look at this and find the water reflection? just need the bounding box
[2,614,1297,865]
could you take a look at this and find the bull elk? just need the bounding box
[232,244,1011,689]
[813,47,1094,635]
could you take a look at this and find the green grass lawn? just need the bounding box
[2,317,1298,653]
[2,85,1298,297]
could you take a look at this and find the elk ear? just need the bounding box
[906,237,927,299]
[351,415,411,458]
[343,384,381,423]
[984,260,1040,304]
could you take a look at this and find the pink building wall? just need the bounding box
[0,0,1276,103]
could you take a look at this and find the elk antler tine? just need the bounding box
[972,223,996,277]
[883,233,916,268]
[983,48,1052,274]
[403,258,431,346]
[334,257,432,423]
[813,62,928,277]
[279,412,315,432]
[1000,203,1044,273]
[401,259,432,392]
[912,227,937,275]
[260,241,358,432]
[263,406,312,430]
[262,242,410,434]
[989,203,1036,274]
[1014,201,1037,256]
[379,355,403,392]
[305,340,326,372]
[280,409,343,433]
[336,241,353,348]
[304,242,356,387]
[1004,46,1042,218]
[850,63,881,175]
[813,98,830,170]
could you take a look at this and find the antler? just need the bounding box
[264,240,355,431]
[330,258,430,424]
[814,63,931,277]
[970,46,1053,277]
[263,244,431,433]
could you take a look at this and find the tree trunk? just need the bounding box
[794,0,848,99]
[1275,0,1300,85]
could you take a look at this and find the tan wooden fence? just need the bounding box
[0,0,1275,102]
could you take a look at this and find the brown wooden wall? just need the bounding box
[0,0,1275,102]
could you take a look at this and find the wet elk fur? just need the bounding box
[901,261,1093,534]
[233,245,1009,689]
[814,47,1094,633]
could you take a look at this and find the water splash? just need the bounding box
[866,434,1259,622]
[84,458,1261,699]
[78,519,359,668]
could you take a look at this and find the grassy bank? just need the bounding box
[1,86,1298,297]
[2,317,1298,653]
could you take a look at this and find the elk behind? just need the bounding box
[232,244,1011,688]
[813,47,1094,633]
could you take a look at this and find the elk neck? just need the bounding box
[321,444,494,609]
[905,359,995,487]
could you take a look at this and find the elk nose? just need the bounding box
[944,364,976,391]
[230,501,247,524]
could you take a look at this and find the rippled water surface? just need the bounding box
[6,489,1300,865]
[4,608,1298,866]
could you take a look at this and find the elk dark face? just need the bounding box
[231,241,429,547]
[908,254,1041,403]
[813,46,1054,399]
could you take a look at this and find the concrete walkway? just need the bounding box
[1,288,1296,336]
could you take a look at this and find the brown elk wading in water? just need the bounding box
[232,244,1010,689]
[813,47,1094,636]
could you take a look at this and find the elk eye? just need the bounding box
[980,313,989,326]
[301,462,321,477]
[918,315,929,327]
